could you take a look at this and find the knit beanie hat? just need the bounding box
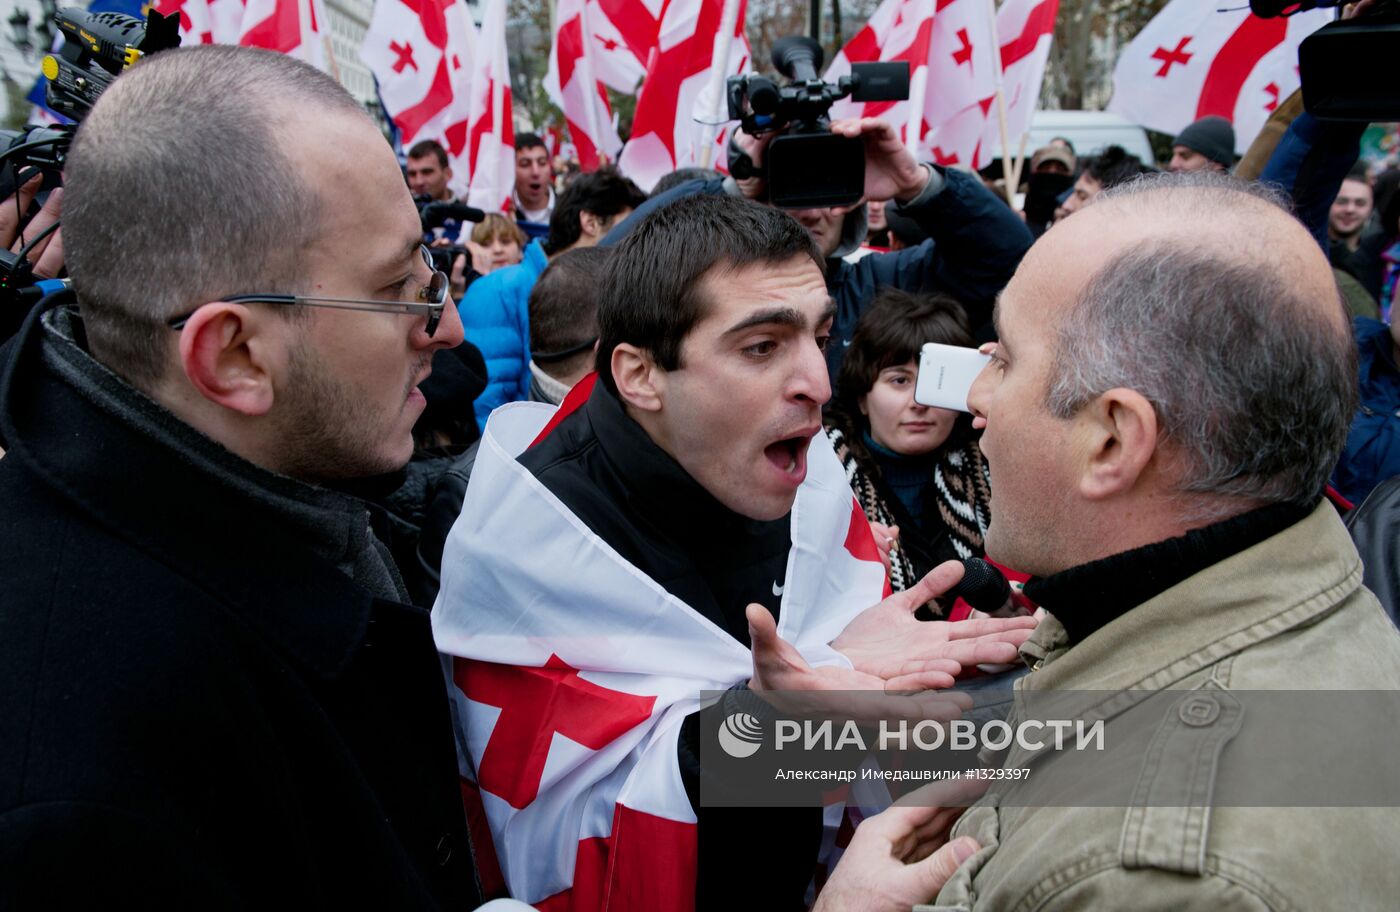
[1174,116,1236,167]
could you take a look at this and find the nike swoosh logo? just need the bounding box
[843,339,852,347]
[772,581,785,597]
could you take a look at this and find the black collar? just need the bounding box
[1023,500,1314,645]
[585,382,769,549]
[1,299,378,679]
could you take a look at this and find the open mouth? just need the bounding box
[764,432,815,484]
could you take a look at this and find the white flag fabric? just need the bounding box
[826,0,999,169]
[587,0,663,92]
[238,0,327,69]
[465,0,514,212]
[362,0,477,197]
[208,0,246,43]
[1108,0,1332,154]
[617,0,750,193]
[154,0,216,44]
[545,0,624,170]
[978,0,1058,160]
[433,376,888,908]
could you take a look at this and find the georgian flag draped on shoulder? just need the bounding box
[362,0,478,198]
[545,0,624,170]
[433,376,888,910]
[617,0,750,193]
[465,0,514,212]
[238,0,327,69]
[1108,0,1331,155]
[826,0,997,169]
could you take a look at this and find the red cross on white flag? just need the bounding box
[588,0,663,92]
[616,0,751,192]
[825,0,998,169]
[1108,0,1332,155]
[362,0,478,196]
[464,0,515,212]
[545,0,625,170]
[238,0,328,69]
[434,375,889,908]
[153,0,216,45]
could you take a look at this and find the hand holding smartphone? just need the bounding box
[914,343,991,413]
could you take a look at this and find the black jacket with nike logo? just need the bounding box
[518,380,821,911]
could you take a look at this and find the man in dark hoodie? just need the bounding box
[736,117,1034,382]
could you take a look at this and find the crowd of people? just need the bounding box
[2,40,1399,912]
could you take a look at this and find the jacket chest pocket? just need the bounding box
[912,797,1001,912]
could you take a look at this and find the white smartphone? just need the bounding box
[914,343,991,412]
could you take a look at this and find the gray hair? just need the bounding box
[1044,172,1357,515]
[64,45,366,390]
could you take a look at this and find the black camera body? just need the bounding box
[728,37,909,209]
[1250,0,1400,122]
[0,7,179,320]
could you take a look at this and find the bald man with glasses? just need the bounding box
[0,46,480,907]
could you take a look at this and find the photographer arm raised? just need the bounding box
[831,116,1033,335]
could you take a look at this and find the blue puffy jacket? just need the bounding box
[1334,317,1400,506]
[461,239,549,431]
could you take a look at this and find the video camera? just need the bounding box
[415,198,486,273]
[1250,0,1400,122]
[727,36,909,209]
[0,6,180,316]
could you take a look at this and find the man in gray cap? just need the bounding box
[1168,115,1236,173]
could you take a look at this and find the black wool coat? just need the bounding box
[0,305,482,909]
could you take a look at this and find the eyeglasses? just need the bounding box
[168,245,451,337]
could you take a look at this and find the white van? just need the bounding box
[984,110,1156,165]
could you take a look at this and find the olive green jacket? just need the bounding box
[921,502,1400,912]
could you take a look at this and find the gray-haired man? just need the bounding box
[817,172,1400,910]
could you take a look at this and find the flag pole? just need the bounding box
[986,0,1015,207]
[699,0,743,169]
[310,0,340,82]
[578,2,606,163]
[1010,131,1027,196]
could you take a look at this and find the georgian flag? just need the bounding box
[826,0,998,168]
[154,0,215,44]
[238,0,328,69]
[978,0,1059,161]
[208,0,246,43]
[362,0,478,197]
[1108,0,1332,155]
[545,0,624,170]
[617,0,750,193]
[588,0,664,93]
[464,0,514,212]
[433,375,889,909]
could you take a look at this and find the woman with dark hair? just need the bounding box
[825,289,992,610]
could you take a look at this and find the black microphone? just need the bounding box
[948,558,1012,615]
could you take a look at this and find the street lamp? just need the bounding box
[7,9,33,58]
[7,2,58,60]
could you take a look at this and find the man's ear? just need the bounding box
[177,303,284,417]
[611,343,663,413]
[579,209,605,241]
[1077,387,1159,501]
